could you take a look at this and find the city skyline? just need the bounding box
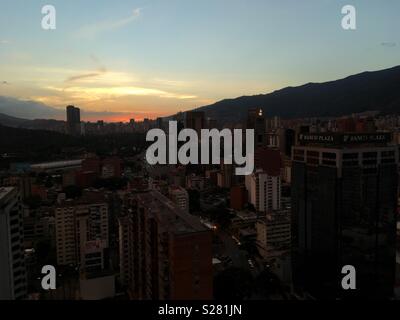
[1,0,400,121]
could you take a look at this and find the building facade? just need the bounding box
[0,187,27,300]
[119,190,213,300]
[55,191,109,266]
[291,132,399,298]
[245,169,281,212]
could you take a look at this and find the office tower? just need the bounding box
[245,169,281,212]
[291,132,399,299]
[66,105,81,136]
[55,191,109,266]
[0,187,27,300]
[168,186,189,213]
[119,190,213,300]
[247,108,266,147]
[185,111,205,136]
[278,128,295,157]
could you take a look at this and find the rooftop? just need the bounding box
[136,191,208,235]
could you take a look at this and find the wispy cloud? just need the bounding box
[45,85,197,101]
[65,54,108,82]
[77,8,142,38]
[381,42,397,48]
[0,40,9,44]
[65,73,103,82]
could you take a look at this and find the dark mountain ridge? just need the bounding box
[194,65,400,123]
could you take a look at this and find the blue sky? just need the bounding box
[0,0,399,120]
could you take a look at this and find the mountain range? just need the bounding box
[194,65,400,123]
[0,113,65,131]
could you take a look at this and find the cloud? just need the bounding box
[45,85,197,101]
[65,55,108,82]
[1,81,10,85]
[66,71,105,82]
[381,42,397,48]
[0,40,9,44]
[77,8,142,38]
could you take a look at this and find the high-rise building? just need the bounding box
[55,191,109,266]
[245,147,282,212]
[66,105,81,136]
[0,187,27,300]
[247,108,266,147]
[119,190,213,300]
[277,128,295,157]
[291,132,399,298]
[245,169,281,212]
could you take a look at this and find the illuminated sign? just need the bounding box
[299,133,391,145]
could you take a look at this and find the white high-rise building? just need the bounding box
[0,187,27,300]
[55,191,109,266]
[245,169,281,212]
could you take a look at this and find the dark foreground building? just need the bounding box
[291,132,399,299]
[119,190,213,300]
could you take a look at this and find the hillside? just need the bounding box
[195,65,400,123]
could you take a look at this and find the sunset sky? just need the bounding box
[0,0,399,121]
